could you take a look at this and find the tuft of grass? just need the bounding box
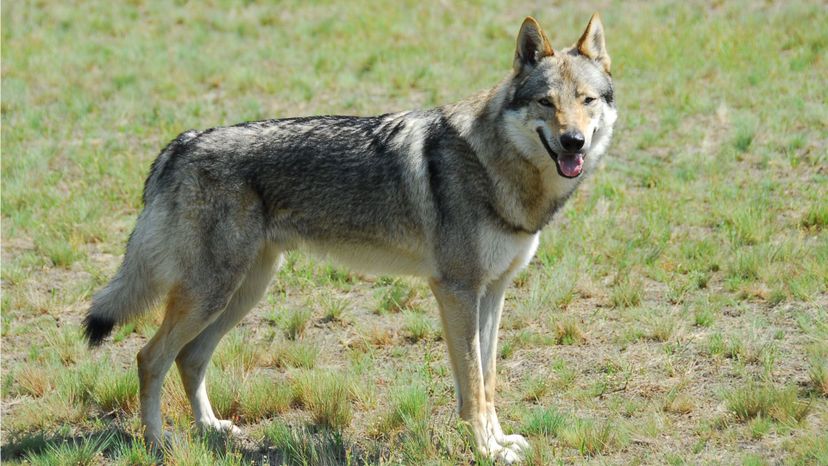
[35,235,86,268]
[281,307,314,340]
[45,327,87,366]
[521,376,551,402]
[239,375,293,422]
[93,367,139,414]
[207,367,244,421]
[522,407,566,437]
[663,389,694,415]
[748,416,772,439]
[499,339,515,359]
[724,206,767,246]
[403,310,435,342]
[554,318,585,345]
[706,332,726,357]
[364,325,395,348]
[13,364,54,398]
[559,418,623,457]
[271,340,319,369]
[647,316,676,342]
[164,431,245,466]
[374,279,417,314]
[731,115,756,153]
[320,293,349,322]
[741,453,769,466]
[724,381,810,424]
[24,433,113,466]
[262,421,350,466]
[111,437,157,466]
[693,307,715,327]
[213,330,265,372]
[375,382,430,435]
[808,357,828,397]
[801,203,828,230]
[292,370,353,430]
[610,275,643,309]
[786,432,828,465]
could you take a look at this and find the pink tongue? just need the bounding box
[558,154,584,177]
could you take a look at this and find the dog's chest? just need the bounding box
[479,229,540,283]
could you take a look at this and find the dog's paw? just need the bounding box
[482,438,524,464]
[499,433,530,452]
[491,443,523,464]
[200,419,242,436]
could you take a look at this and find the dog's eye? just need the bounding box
[584,97,596,105]
[538,98,554,107]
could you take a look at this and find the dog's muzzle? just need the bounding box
[536,128,584,178]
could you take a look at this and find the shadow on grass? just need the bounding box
[260,422,381,466]
[1,423,379,465]
[1,428,131,463]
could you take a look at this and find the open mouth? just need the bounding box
[536,128,584,178]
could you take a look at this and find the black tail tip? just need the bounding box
[82,315,115,347]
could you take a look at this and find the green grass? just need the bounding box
[280,307,314,341]
[374,278,419,314]
[724,381,811,425]
[92,368,139,414]
[522,407,567,437]
[23,434,113,466]
[2,0,827,463]
[271,340,320,369]
[238,375,293,422]
[291,370,353,430]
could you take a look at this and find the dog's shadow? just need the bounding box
[1,423,373,465]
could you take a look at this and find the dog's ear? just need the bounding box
[514,17,554,73]
[576,13,611,74]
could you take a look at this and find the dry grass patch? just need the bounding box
[554,318,585,345]
[662,389,694,415]
[13,365,54,398]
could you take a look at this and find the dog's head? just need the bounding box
[501,14,617,179]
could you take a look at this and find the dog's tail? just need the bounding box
[83,130,200,347]
[82,223,163,346]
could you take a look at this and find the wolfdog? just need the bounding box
[83,13,616,463]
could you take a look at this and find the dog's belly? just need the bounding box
[300,240,435,277]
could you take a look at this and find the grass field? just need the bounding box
[2,0,827,464]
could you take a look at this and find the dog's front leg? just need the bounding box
[479,275,530,455]
[430,279,522,464]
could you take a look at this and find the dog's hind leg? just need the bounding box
[137,282,238,447]
[136,217,264,447]
[174,244,281,435]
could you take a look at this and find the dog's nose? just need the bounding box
[560,131,585,152]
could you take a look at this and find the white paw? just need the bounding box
[483,437,524,464]
[201,419,242,436]
[492,443,523,464]
[500,433,530,452]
